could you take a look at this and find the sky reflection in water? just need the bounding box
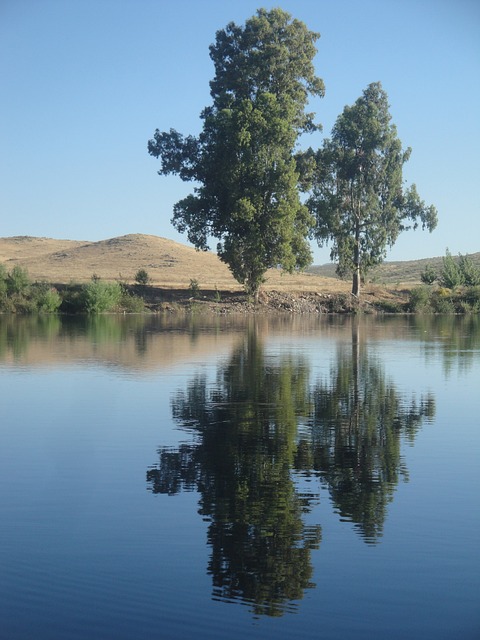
[0,314,479,639]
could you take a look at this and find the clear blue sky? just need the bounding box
[1,0,479,264]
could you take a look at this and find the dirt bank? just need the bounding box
[139,286,409,314]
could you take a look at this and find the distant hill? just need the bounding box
[0,234,348,293]
[307,252,480,284]
[1,234,477,290]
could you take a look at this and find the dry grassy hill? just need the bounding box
[308,252,480,283]
[0,234,350,294]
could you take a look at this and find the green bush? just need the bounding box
[189,279,200,299]
[135,268,151,287]
[7,265,31,296]
[408,287,431,312]
[439,250,480,289]
[459,254,480,287]
[4,293,36,313]
[463,286,480,312]
[58,284,83,313]
[32,283,62,313]
[431,290,455,314]
[120,291,145,313]
[440,249,462,289]
[376,300,402,313]
[420,264,437,285]
[0,264,7,301]
[81,278,122,313]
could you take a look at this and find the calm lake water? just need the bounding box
[1,313,479,640]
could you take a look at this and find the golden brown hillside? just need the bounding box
[0,233,350,294]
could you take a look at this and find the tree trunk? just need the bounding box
[351,317,360,431]
[352,223,361,298]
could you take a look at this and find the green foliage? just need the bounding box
[430,289,455,314]
[0,264,7,301]
[308,82,437,298]
[408,280,480,315]
[420,264,437,285]
[440,249,462,289]
[0,267,60,313]
[148,329,320,615]
[134,268,150,287]
[464,285,480,306]
[376,300,403,313]
[7,265,31,296]
[408,287,432,312]
[81,278,122,313]
[58,284,83,313]
[120,290,145,313]
[459,253,480,287]
[148,8,324,298]
[439,250,480,290]
[31,282,62,313]
[188,279,200,299]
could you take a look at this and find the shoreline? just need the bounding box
[138,287,409,314]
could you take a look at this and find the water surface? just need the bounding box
[1,314,479,639]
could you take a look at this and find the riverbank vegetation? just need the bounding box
[0,251,479,315]
[0,267,145,314]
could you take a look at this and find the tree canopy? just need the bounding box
[308,82,438,297]
[148,8,324,298]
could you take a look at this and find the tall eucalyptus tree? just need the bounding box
[148,8,324,299]
[308,82,437,298]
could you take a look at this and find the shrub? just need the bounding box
[4,293,36,313]
[32,282,62,313]
[7,265,31,296]
[81,278,122,313]
[376,300,402,313]
[420,264,437,285]
[431,290,455,314]
[120,291,145,313]
[459,254,480,287]
[189,279,200,299]
[135,268,151,287]
[0,264,7,301]
[464,286,480,312]
[432,297,456,314]
[58,284,83,313]
[408,287,431,312]
[440,249,462,289]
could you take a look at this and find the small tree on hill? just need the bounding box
[135,268,151,287]
[458,253,480,287]
[308,82,437,298]
[420,264,437,285]
[440,249,462,289]
[440,250,480,289]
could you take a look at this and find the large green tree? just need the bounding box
[148,8,324,299]
[308,82,437,298]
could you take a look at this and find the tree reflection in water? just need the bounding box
[300,319,436,542]
[147,319,436,615]
[147,326,321,616]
